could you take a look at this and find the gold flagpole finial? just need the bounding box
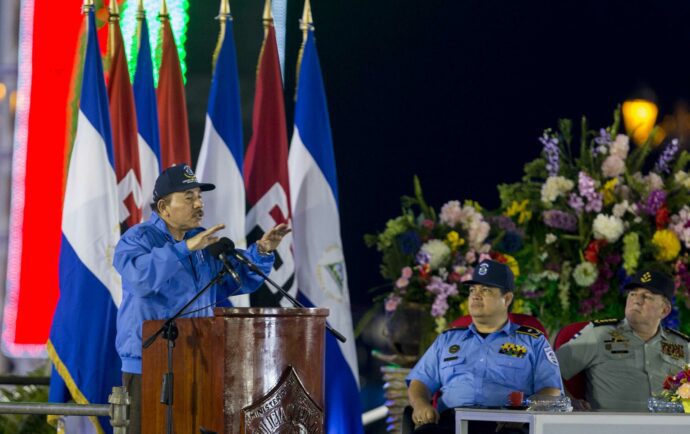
[262,0,273,27]
[160,0,169,19]
[217,0,231,21]
[109,0,120,18]
[82,0,94,13]
[137,0,145,19]
[300,0,313,40]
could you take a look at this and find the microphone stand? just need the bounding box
[230,251,347,343]
[142,268,227,434]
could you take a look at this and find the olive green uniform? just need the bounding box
[556,318,690,412]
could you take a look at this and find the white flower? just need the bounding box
[592,214,625,243]
[545,233,557,244]
[420,239,451,270]
[610,134,630,159]
[439,200,463,227]
[645,172,664,192]
[612,200,631,218]
[675,171,690,189]
[601,155,625,178]
[541,176,575,205]
[572,262,598,287]
[670,206,690,249]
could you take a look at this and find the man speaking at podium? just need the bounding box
[113,164,290,434]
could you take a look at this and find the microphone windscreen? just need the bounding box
[207,237,235,258]
[218,237,235,251]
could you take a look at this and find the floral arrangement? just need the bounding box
[496,108,690,333]
[659,363,690,412]
[363,178,523,351]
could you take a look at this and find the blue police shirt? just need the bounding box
[407,321,563,411]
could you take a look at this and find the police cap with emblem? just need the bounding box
[463,259,515,292]
[153,164,215,202]
[623,270,674,301]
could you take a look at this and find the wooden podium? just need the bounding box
[141,307,328,433]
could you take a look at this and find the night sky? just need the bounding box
[182,0,690,414]
[185,0,690,308]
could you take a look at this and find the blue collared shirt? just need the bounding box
[407,321,563,411]
[114,213,274,374]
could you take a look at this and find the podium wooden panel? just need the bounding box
[142,307,328,433]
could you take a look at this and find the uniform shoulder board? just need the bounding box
[516,325,543,338]
[592,318,621,327]
[666,328,690,342]
[443,326,468,334]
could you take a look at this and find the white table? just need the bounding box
[455,408,690,434]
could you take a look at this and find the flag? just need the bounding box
[47,8,122,434]
[156,1,191,169]
[133,10,161,220]
[196,9,246,248]
[244,20,296,306]
[2,0,83,356]
[107,6,143,231]
[288,19,363,434]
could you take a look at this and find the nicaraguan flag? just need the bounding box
[47,8,122,434]
[288,28,363,434]
[133,14,161,220]
[196,16,245,248]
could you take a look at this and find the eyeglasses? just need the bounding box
[468,285,501,297]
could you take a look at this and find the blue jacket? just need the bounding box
[407,321,563,411]
[114,213,274,373]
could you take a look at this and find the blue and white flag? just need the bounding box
[196,16,247,306]
[133,14,161,220]
[288,29,363,434]
[196,17,245,247]
[48,8,122,434]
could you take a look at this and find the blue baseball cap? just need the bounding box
[153,164,215,202]
[463,259,515,292]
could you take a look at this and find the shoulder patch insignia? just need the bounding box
[443,326,468,334]
[592,318,621,327]
[516,325,543,338]
[666,328,690,342]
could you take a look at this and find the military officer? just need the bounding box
[556,269,690,412]
[407,260,563,434]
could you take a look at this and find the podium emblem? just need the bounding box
[241,366,323,434]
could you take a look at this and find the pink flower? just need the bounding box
[601,155,625,178]
[478,252,492,262]
[465,250,477,263]
[401,266,413,279]
[422,219,435,229]
[678,382,690,399]
[385,295,402,312]
[396,277,409,288]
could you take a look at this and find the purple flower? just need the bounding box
[542,210,578,232]
[593,128,612,156]
[577,172,603,213]
[416,251,431,265]
[654,139,679,174]
[568,193,584,213]
[639,189,667,215]
[540,133,560,177]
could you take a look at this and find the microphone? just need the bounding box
[207,239,241,285]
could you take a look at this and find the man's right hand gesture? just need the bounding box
[185,224,225,251]
[411,402,439,426]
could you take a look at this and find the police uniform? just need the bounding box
[407,320,563,411]
[556,269,690,412]
[556,318,690,411]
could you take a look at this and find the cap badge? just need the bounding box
[183,165,197,180]
[478,263,489,276]
[641,272,652,283]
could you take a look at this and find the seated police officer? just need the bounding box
[556,269,690,411]
[406,260,562,434]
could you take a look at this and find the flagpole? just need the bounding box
[82,0,93,13]
[135,0,145,52]
[107,0,120,63]
[295,0,313,90]
[263,0,273,34]
[212,0,231,69]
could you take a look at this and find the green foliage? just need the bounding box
[0,383,53,434]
